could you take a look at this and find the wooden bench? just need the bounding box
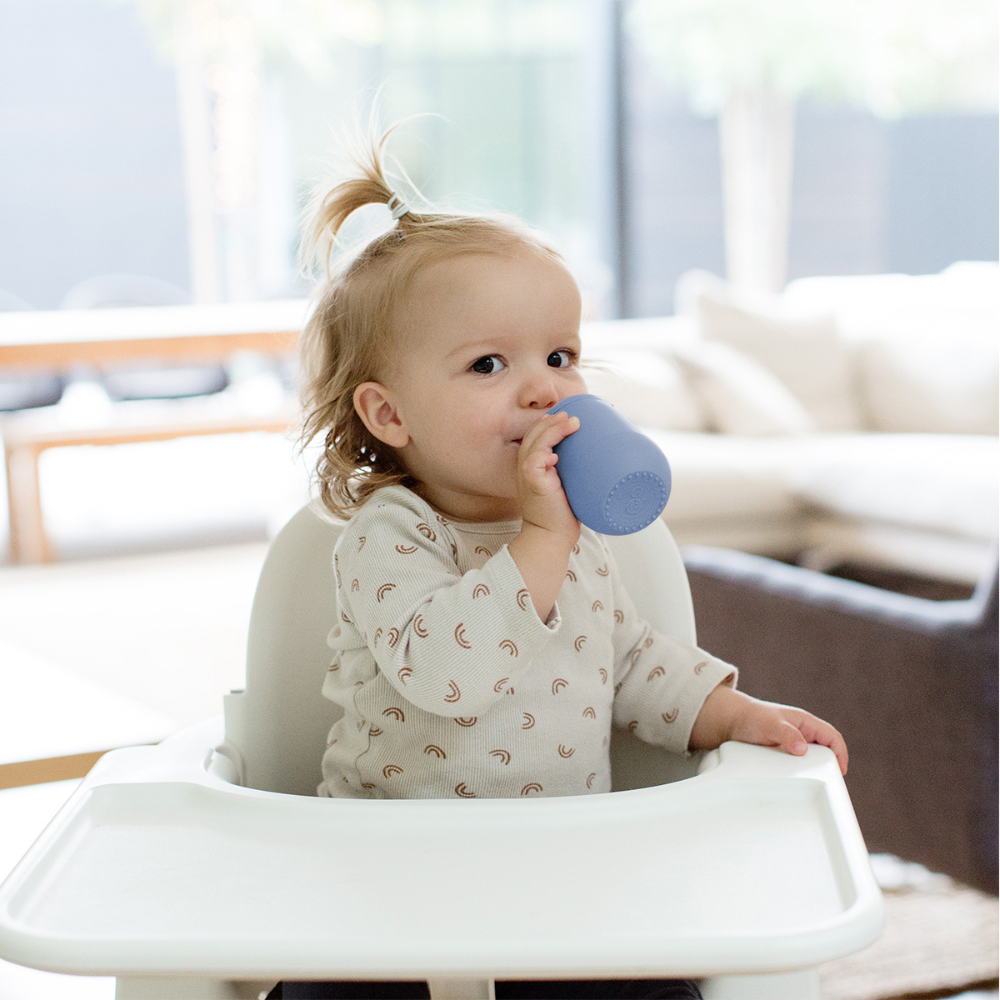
[0,300,307,563]
[3,405,296,563]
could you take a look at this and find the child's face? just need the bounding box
[359,250,586,522]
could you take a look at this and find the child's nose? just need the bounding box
[519,369,559,410]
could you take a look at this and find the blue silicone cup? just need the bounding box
[549,394,671,535]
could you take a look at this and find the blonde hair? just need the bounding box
[299,122,570,520]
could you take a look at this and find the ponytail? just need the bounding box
[300,121,421,277]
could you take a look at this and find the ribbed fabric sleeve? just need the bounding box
[607,555,737,756]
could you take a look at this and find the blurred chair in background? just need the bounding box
[60,275,189,310]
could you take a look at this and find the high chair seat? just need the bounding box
[0,505,883,1000]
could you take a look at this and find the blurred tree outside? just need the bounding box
[628,0,999,293]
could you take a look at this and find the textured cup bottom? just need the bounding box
[603,471,669,534]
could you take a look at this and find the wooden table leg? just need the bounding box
[4,442,52,564]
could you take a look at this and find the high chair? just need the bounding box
[0,505,883,1000]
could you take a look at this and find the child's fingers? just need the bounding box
[736,705,849,776]
[515,414,582,537]
[521,412,579,455]
[767,708,849,775]
[518,414,579,486]
[730,709,806,758]
[768,718,810,758]
[791,712,850,776]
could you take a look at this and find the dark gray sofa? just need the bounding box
[682,546,998,896]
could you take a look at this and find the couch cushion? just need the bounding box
[856,337,999,434]
[788,433,999,543]
[644,430,806,526]
[782,263,1000,435]
[581,349,705,432]
[580,317,708,432]
[645,429,996,584]
[676,270,862,431]
[802,517,994,586]
[581,316,816,437]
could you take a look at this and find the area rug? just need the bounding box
[820,856,999,1000]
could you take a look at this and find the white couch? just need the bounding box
[580,262,999,586]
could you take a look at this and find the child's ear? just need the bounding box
[353,382,410,448]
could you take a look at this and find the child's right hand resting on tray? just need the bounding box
[689,683,850,775]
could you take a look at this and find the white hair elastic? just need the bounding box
[387,192,410,220]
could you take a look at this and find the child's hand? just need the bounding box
[508,411,581,621]
[516,410,581,542]
[689,684,849,775]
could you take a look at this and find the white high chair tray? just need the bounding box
[0,719,882,982]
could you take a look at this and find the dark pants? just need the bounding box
[269,979,702,999]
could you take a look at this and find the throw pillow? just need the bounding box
[676,270,862,431]
[581,350,706,432]
[783,266,999,434]
[669,339,817,437]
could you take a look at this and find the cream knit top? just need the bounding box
[318,486,736,800]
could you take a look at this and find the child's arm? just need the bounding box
[607,558,739,758]
[603,543,850,775]
[689,683,850,775]
[507,410,581,621]
[336,488,561,716]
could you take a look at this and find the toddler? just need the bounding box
[283,125,848,1000]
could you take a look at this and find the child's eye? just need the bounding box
[547,350,575,368]
[471,355,505,375]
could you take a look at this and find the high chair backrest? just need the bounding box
[220,503,701,796]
